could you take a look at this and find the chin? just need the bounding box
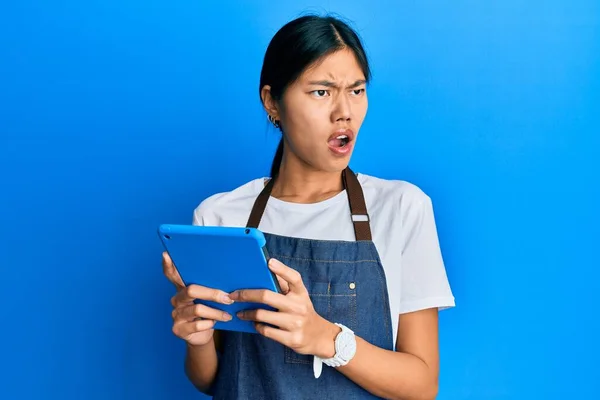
[320,159,351,174]
[301,150,353,173]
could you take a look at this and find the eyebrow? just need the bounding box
[307,79,367,89]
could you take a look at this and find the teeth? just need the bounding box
[336,135,348,139]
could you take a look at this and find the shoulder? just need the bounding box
[358,173,433,211]
[192,177,265,226]
[358,173,441,252]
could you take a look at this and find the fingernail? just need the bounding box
[222,294,234,304]
[236,311,244,319]
[223,313,232,321]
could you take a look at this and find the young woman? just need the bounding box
[163,15,455,400]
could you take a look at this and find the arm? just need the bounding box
[163,251,231,395]
[234,260,442,400]
[318,309,439,400]
[184,338,219,393]
[184,332,224,393]
[330,190,452,399]
[325,192,451,399]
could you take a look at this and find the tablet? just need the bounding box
[158,224,282,334]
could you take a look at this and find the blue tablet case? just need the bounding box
[158,224,281,334]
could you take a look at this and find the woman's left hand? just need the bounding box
[230,258,339,358]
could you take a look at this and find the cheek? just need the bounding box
[283,104,328,146]
[287,101,327,125]
[354,98,368,124]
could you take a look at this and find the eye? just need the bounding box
[351,88,366,96]
[311,89,329,97]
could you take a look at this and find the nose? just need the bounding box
[332,93,352,122]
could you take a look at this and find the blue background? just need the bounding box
[1,1,598,399]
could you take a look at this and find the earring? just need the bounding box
[268,114,280,129]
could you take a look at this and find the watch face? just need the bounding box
[337,331,357,360]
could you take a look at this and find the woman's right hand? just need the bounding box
[162,251,234,347]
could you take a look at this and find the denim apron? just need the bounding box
[212,167,394,399]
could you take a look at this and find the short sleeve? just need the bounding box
[192,209,204,226]
[191,193,222,227]
[399,194,455,314]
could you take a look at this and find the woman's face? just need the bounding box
[271,49,368,173]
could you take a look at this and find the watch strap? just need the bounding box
[321,323,356,368]
[313,323,356,378]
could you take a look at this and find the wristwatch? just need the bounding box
[322,323,357,367]
[313,323,357,378]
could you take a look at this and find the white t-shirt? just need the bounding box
[192,173,455,344]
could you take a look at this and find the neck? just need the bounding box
[271,156,345,204]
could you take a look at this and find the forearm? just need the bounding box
[317,323,437,400]
[338,336,437,400]
[184,339,219,393]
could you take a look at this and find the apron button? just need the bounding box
[349,282,356,290]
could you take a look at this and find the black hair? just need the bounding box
[259,15,371,177]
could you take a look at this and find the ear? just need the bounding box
[260,85,280,121]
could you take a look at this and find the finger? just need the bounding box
[254,322,290,345]
[268,259,306,294]
[275,274,290,295]
[237,308,293,329]
[174,284,234,305]
[174,303,232,322]
[173,319,215,338]
[229,289,290,310]
[162,252,185,289]
[171,293,192,308]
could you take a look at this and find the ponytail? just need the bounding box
[270,138,284,177]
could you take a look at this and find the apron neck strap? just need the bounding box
[246,167,372,241]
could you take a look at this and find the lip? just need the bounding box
[327,128,355,143]
[327,128,355,156]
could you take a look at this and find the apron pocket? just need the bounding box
[284,281,357,365]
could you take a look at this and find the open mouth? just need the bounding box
[327,130,354,155]
[328,134,350,148]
